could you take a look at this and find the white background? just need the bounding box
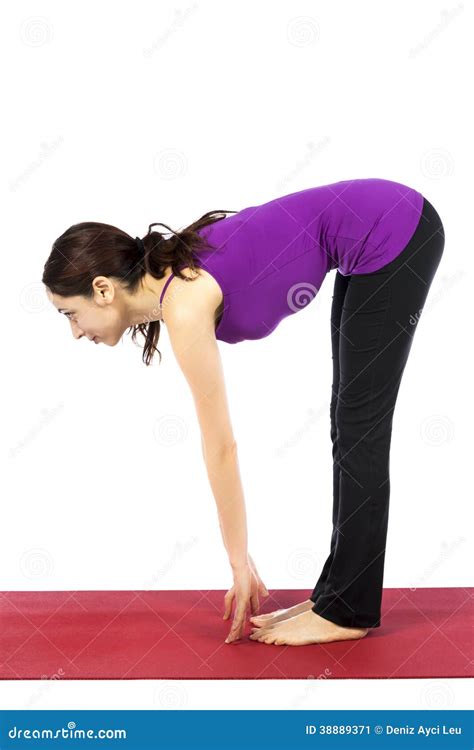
[1,0,472,710]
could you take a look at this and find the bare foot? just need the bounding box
[250,599,314,628]
[249,609,370,646]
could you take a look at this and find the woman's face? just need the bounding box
[47,280,128,346]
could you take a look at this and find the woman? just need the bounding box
[42,177,445,646]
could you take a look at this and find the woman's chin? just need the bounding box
[98,331,124,346]
[106,334,121,346]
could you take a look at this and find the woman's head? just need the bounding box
[42,210,236,365]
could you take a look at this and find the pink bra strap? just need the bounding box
[159,272,176,307]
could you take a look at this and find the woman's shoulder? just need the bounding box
[162,266,223,330]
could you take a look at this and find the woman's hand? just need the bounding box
[247,554,269,599]
[223,556,269,643]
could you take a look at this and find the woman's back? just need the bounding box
[167,178,424,344]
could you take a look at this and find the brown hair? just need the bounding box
[42,209,237,366]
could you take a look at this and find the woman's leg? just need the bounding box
[309,270,350,601]
[310,197,445,629]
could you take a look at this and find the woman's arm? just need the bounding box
[202,442,248,568]
[165,294,248,568]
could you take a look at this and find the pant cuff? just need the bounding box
[311,598,381,629]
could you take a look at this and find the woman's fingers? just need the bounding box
[250,591,260,615]
[251,568,269,597]
[225,615,244,643]
[247,557,269,597]
[225,598,248,642]
[223,588,234,620]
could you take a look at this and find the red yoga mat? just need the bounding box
[1,588,472,680]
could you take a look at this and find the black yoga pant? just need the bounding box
[310,196,445,628]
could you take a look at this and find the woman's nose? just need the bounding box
[70,321,84,339]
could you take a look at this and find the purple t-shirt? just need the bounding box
[167,178,424,344]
